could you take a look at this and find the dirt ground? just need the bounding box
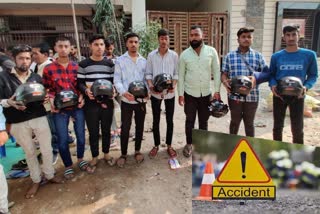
[7,81,320,214]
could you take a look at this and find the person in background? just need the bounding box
[70,44,85,63]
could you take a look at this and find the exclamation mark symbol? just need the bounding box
[241,152,246,179]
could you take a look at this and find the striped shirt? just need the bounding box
[222,48,267,102]
[77,57,114,103]
[145,49,179,100]
[114,52,147,104]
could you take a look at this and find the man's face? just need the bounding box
[55,40,71,58]
[90,39,105,57]
[106,44,115,56]
[237,32,253,48]
[126,37,139,53]
[70,45,77,56]
[15,52,32,72]
[32,48,47,64]
[190,28,203,43]
[283,30,299,47]
[158,35,169,49]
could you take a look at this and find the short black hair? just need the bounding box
[190,25,202,31]
[12,44,32,58]
[283,25,299,34]
[33,42,50,56]
[0,47,4,53]
[158,29,169,38]
[55,36,71,45]
[237,27,254,37]
[89,34,105,44]
[125,32,139,43]
[105,39,115,48]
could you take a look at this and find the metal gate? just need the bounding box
[147,11,229,63]
[0,16,95,57]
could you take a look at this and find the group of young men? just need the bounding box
[0,24,318,208]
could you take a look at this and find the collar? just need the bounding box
[124,51,143,60]
[10,67,31,76]
[236,47,253,54]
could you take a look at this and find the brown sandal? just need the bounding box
[134,152,144,164]
[148,146,159,159]
[167,147,177,158]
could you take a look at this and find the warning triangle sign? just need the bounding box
[216,139,271,183]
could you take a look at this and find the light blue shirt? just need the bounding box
[114,52,147,104]
[0,106,5,131]
[145,49,179,100]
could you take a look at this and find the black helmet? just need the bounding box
[277,76,303,97]
[91,79,114,102]
[230,75,252,96]
[208,99,229,118]
[15,82,46,107]
[54,90,79,110]
[153,73,173,93]
[128,81,148,103]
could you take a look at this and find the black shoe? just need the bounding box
[12,159,28,170]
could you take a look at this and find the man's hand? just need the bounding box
[78,94,85,108]
[49,97,59,113]
[298,86,307,99]
[168,86,175,93]
[0,131,9,146]
[248,75,256,88]
[179,96,185,106]
[123,92,135,102]
[43,90,50,104]
[222,79,231,93]
[7,95,26,111]
[149,85,161,94]
[271,86,280,97]
[85,88,95,100]
[213,92,221,100]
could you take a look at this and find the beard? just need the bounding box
[16,65,29,72]
[190,40,203,49]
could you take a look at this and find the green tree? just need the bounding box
[93,0,124,54]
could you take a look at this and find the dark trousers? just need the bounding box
[228,98,258,137]
[151,96,175,146]
[120,102,146,155]
[184,92,210,145]
[84,101,114,158]
[273,96,304,144]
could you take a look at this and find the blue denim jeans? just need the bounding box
[53,108,85,168]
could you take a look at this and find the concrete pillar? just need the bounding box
[131,0,146,29]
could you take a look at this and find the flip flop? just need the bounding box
[6,170,30,179]
[78,160,96,174]
[149,146,159,159]
[64,168,75,180]
[104,157,115,166]
[116,156,127,168]
[134,152,144,164]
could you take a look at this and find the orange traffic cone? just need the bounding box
[195,162,215,201]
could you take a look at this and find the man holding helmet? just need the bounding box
[77,34,115,167]
[114,32,148,168]
[178,25,221,158]
[269,25,318,144]
[145,29,179,159]
[221,27,268,137]
[0,44,60,199]
[43,36,95,179]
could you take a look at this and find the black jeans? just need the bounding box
[228,98,258,137]
[120,102,146,155]
[84,101,114,158]
[273,96,304,144]
[151,96,175,146]
[184,92,210,145]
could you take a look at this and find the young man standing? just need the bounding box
[221,27,268,137]
[0,105,9,213]
[70,44,85,63]
[43,37,95,179]
[145,29,179,158]
[78,34,115,166]
[0,45,60,199]
[269,25,318,144]
[178,25,221,157]
[114,32,147,167]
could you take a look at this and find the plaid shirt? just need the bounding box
[42,60,79,97]
[222,48,267,102]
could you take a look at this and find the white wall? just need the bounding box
[229,0,247,51]
[132,0,146,29]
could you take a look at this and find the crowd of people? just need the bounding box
[0,24,318,213]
